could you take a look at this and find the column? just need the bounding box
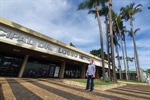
[81,65,86,79]
[59,61,66,78]
[96,66,99,79]
[18,55,29,78]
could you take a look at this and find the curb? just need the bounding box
[118,81,150,86]
[63,80,126,91]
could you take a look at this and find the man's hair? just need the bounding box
[90,59,94,63]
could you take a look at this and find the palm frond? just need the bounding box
[77,0,95,10]
[127,28,140,37]
[88,10,97,18]
[130,3,135,9]
[134,28,140,34]
[77,1,90,10]
[134,4,142,11]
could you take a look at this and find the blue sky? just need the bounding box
[1,0,150,70]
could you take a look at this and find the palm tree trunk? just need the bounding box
[130,17,141,81]
[105,17,111,81]
[109,0,117,82]
[115,45,122,79]
[124,40,130,80]
[95,5,105,81]
[116,20,128,80]
[134,51,139,80]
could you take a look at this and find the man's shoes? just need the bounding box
[85,89,89,92]
[89,90,93,92]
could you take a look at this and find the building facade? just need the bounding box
[0,17,111,78]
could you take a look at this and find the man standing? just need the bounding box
[85,59,96,91]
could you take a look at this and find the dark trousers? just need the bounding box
[86,75,94,91]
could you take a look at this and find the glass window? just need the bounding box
[64,65,81,78]
[0,54,23,77]
[23,57,60,78]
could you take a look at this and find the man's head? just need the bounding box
[89,59,94,64]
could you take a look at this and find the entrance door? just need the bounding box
[48,64,56,77]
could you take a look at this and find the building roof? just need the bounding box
[0,17,111,67]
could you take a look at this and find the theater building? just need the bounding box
[0,17,111,78]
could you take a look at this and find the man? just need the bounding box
[85,59,96,91]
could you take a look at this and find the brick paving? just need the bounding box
[0,78,150,100]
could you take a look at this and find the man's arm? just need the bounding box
[86,65,89,77]
[93,65,96,78]
[86,72,88,77]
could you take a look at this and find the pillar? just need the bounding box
[59,61,66,78]
[96,66,99,79]
[81,65,86,79]
[18,55,29,78]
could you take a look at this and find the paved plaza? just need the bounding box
[0,78,150,100]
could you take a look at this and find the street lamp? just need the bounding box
[148,7,150,9]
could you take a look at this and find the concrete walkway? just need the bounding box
[0,77,150,100]
[118,81,150,86]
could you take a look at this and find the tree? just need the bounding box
[113,31,122,79]
[147,69,150,74]
[120,3,142,81]
[90,48,108,60]
[127,28,140,78]
[78,0,109,81]
[112,12,128,80]
[88,4,112,80]
[121,26,130,80]
[69,42,76,47]
[126,57,134,62]
[108,0,117,82]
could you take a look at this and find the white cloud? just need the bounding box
[1,0,149,69]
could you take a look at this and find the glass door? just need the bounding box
[48,64,56,77]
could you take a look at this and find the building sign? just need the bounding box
[0,28,53,51]
[0,27,109,68]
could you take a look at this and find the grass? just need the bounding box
[72,79,115,85]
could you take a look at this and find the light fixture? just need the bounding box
[61,59,65,61]
[13,49,20,52]
[41,55,47,58]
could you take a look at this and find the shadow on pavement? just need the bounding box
[37,79,127,100]
[28,80,90,100]
[0,84,4,100]
[6,79,42,100]
[107,90,150,100]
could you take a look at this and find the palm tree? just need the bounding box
[127,28,140,79]
[77,0,109,81]
[112,12,128,80]
[120,26,130,80]
[113,32,122,79]
[88,4,112,81]
[108,0,117,82]
[120,3,142,81]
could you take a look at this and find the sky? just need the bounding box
[0,0,150,70]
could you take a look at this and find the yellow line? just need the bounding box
[15,78,67,100]
[1,78,16,100]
